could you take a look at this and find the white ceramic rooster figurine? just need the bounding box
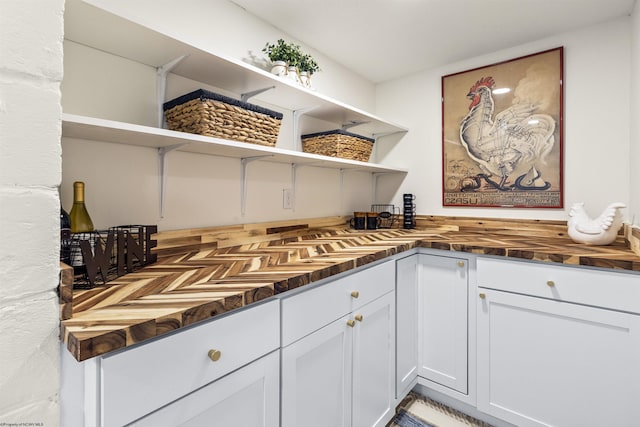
[567,202,626,245]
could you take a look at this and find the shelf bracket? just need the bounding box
[292,106,319,151]
[370,130,407,164]
[290,163,298,213]
[158,143,189,218]
[371,172,394,205]
[341,120,369,131]
[157,55,188,128]
[340,168,345,212]
[240,155,273,216]
[241,86,275,102]
[372,130,406,140]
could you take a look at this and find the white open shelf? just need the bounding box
[62,0,409,215]
[62,113,408,175]
[64,0,408,138]
[62,114,408,216]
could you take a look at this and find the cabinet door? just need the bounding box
[281,314,353,427]
[419,254,468,394]
[395,255,419,397]
[352,292,396,427]
[477,289,640,427]
[281,260,395,347]
[131,350,279,427]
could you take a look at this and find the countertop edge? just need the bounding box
[60,228,640,361]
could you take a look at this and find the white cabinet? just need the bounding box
[418,254,469,395]
[395,254,419,397]
[131,350,279,427]
[395,253,472,402]
[281,313,353,427]
[281,261,396,427]
[61,300,280,427]
[352,292,396,427]
[477,258,640,427]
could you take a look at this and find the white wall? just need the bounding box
[377,17,634,222]
[0,0,63,425]
[81,0,376,113]
[631,3,640,226]
[65,1,638,229]
[61,0,384,231]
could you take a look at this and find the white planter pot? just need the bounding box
[299,71,309,88]
[287,66,300,84]
[270,61,287,77]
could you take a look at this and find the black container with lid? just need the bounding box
[403,193,416,229]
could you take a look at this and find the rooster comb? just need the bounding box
[469,76,495,92]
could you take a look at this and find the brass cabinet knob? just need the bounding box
[354,314,363,322]
[457,260,465,268]
[347,319,356,327]
[479,293,486,299]
[547,280,555,287]
[351,291,360,298]
[208,349,221,362]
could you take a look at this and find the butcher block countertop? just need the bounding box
[60,216,640,362]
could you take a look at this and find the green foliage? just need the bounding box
[299,54,320,75]
[262,39,320,74]
[262,39,301,66]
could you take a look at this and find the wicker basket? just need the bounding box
[163,89,283,147]
[301,130,374,162]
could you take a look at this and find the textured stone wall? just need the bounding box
[0,0,64,424]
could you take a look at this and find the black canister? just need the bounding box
[403,193,416,229]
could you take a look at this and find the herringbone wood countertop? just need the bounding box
[60,220,640,362]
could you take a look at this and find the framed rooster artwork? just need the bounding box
[442,47,563,208]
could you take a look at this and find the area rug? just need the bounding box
[386,392,493,427]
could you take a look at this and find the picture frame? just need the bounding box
[442,47,564,208]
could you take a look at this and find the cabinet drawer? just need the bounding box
[282,261,394,346]
[477,257,640,314]
[131,350,280,427]
[100,300,279,427]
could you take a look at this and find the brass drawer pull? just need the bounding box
[457,261,465,268]
[547,280,555,287]
[347,319,356,327]
[479,293,486,299]
[351,291,360,298]
[208,349,221,362]
[355,314,363,322]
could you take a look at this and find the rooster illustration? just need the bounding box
[459,77,555,191]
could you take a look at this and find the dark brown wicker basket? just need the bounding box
[163,89,283,147]
[301,130,374,162]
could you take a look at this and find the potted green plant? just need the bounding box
[298,54,320,88]
[262,39,303,78]
[299,54,320,75]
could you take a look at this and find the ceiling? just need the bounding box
[231,0,636,83]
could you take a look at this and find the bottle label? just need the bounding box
[60,229,72,264]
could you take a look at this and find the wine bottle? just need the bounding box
[60,205,71,265]
[70,181,94,233]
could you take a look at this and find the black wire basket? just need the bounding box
[66,225,156,289]
[370,204,400,228]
